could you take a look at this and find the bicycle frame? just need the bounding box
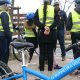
[3,49,80,80]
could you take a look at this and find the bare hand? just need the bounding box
[44,26,50,35]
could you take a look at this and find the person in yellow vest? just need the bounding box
[66,0,80,75]
[0,0,13,64]
[24,12,38,63]
[34,0,57,77]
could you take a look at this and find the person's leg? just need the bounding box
[71,32,80,75]
[71,33,79,59]
[53,54,62,69]
[5,39,10,64]
[39,43,45,71]
[35,44,45,80]
[57,30,66,61]
[0,37,8,64]
[25,37,38,62]
[47,43,53,76]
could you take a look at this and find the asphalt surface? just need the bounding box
[8,48,80,80]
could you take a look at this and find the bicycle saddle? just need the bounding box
[10,42,34,49]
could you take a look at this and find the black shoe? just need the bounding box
[62,56,66,61]
[75,70,80,75]
[54,65,62,69]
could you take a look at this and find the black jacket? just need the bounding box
[0,12,12,41]
[34,9,57,43]
[55,10,67,30]
[0,12,12,36]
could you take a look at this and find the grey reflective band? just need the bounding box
[45,21,53,24]
[73,22,80,25]
[72,27,80,30]
[39,17,54,21]
[9,22,12,24]
[9,27,13,29]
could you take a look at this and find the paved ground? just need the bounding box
[8,48,80,80]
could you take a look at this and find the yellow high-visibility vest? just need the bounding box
[0,11,13,32]
[38,5,54,27]
[71,10,80,32]
[24,28,36,37]
[24,23,36,37]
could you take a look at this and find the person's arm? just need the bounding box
[49,11,57,29]
[63,11,67,25]
[1,12,12,37]
[34,10,44,30]
[66,12,73,31]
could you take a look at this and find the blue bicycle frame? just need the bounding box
[3,46,80,80]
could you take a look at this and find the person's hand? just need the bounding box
[44,26,49,31]
[44,26,50,35]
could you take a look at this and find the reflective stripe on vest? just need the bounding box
[38,5,54,26]
[71,10,80,32]
[0,11,13,32]
[24,28,35,37]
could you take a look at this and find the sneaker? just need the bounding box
[62,56,66,61]
[54,65,62,69]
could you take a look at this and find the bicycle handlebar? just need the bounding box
[65,42,80,52]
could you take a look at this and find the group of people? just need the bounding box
[0,0,80,79]
[24,0,80,77]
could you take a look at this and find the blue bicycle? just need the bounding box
[1,42,80,80]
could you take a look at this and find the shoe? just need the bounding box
[75,70,80,75]
[28,57,31,63]
[54,65,62,69]
[62,56,66,61]
[28,60,31,63]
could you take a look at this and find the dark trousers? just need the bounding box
[57,30,65,57]
[71,32,80,59]
[0,37,10,64]
[25,37,38,60]
[39,43,54,71]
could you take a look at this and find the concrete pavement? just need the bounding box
[8,48,80,80]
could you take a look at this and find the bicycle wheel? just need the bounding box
[13,48,22,62]
[13,48,30,62]
[0,61,12,79]
[12,38,25,62]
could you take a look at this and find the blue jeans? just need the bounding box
[57,30,66,57]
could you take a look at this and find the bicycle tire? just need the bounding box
[12,38,24,62]
[12,38,38,62]
[0,61,12,79]
[13,48,22,62]
[12,38,29,62]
